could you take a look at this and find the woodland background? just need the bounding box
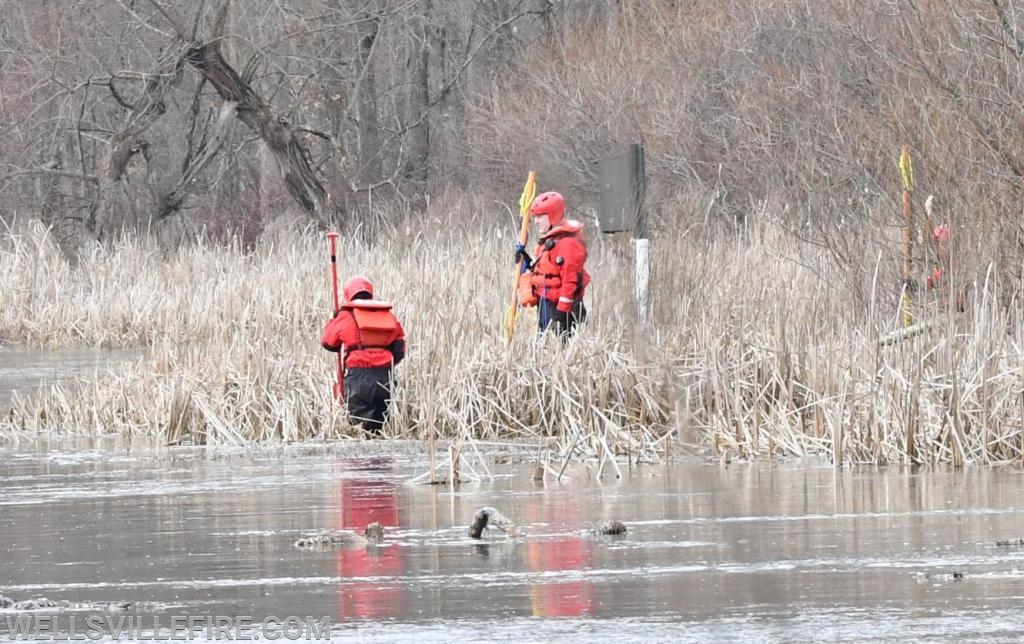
[5,1,1024,462]
[3,0,1024,306]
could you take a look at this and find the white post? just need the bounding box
[635,237,650,324]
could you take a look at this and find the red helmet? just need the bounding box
[933,224,951,242]
[530,191,565,225]
[343,275,374,301]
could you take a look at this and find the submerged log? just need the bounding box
[468,507,519,539]
[294,522,384,548]
[597,520,627,535]
[915,571,965,583]
[0,593,137,612]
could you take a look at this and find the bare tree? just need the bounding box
[351,1,384,185]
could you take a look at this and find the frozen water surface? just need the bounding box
[1,438,1024,642]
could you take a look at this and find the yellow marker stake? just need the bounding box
[899,145,914,328]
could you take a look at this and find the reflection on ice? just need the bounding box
[2,445,1024,641]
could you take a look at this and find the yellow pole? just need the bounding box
[505,171,537,341]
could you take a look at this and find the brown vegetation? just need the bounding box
[3,3,1024,466]
[1,211,1022,466]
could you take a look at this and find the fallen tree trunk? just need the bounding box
[183,41,329,217]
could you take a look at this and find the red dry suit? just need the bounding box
[525,220,591,313]
[922,223,964,312]
[322,299,406,432]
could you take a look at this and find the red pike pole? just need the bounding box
[326,232,344,402]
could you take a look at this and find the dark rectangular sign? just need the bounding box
[598,143,644,234]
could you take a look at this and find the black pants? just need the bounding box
[344,366,393,434]
[539,299,588,337]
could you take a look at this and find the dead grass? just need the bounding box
[1,204,1022,466]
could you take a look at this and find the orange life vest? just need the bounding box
[344,300,398,350]
[528,222,590,301]
[529,250,563,292]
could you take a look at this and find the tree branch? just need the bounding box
[111,0,175,39]
[144,0,190,40]
[192,0,210,41]
[2,168,100,185]
[157,101,237,220]
[990,0,1024,58]
[184,42,329,214]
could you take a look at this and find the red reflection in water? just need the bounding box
[525,500,596,617]
[333,462,405,619]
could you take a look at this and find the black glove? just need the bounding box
[514,244,533,269]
